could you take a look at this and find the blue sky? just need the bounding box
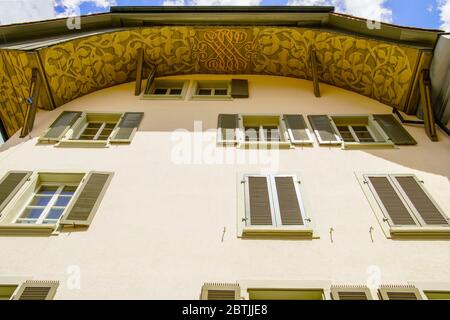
[0,1,448,31]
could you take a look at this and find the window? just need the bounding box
[38,111,143,146]
[238,173,313,238]
[331,286,374,300]
[248,289,325,300]
[143,79,187,99]
[0,280,58,300]
[191,80,231,100]
[0,285,17,300]
[201,283,240,300]
[0,171,113,236]
[360,174,449,238]
[378,286,422,300]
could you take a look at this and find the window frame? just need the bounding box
[143,79,189,100]
[190,80,232,101]
[357,172,450,239]
[237,172,315,239]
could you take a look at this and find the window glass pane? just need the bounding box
[198,88,212,95]
[214,89,228,96]
[245,127,260,141]
[45,208,65,220]
[263,126,280,142]
[20,208,44,220]
[61,186,77,195]
[87,123,102,128]
[29,196,52,206]
[153,88,168,95]
[337,126,355,142]
[54,196,71,207]
[169,88,182,95]
[37,186,58,195]
[352,126,375,142]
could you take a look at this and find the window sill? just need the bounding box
[342,142,395,149]
[239,141,293,149]
[56,140,109,148]
[390,227,450,239]
[142,94,184,100]
[190,95,232,101]
[0,224,56,236]
[241,228,315,239]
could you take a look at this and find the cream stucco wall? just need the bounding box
[0,74,449,299]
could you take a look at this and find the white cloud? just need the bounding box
[163,0,185,5]
[288,0,392,23]
[0,0,55,25]
[438,0,450,31]
[55,0,116,17]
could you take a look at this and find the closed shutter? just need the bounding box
[0,171,32,213]
[379,286,422,300]
[110,112,144,142]
[373,114,417,145]
[394,176,448,225]
[331,286,372,300]
[60,172,113,227]
[217,114,239,144]
[231,79,249,98]
[307,115,340,144]
[274,176,303,225]
[283,114,311,144]
[201,283,240,300]
[247,176,273,226]
[367,176,417,226]
[13,280,59,300]
[41,111,82,141]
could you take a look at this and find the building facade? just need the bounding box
[0,7,449,300]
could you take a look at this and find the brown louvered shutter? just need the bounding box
[60,172,113,227]
[248,176,273,226]
[307,115,339,143]
[231,79,249,98]
[394,176,448,225]
[274,176,303,225]
[367,176,417,226]
[379,286,422,300]
[0,171,32,213]
[201,283,240,300]
[13,280,59,300]
[373,114,417,145]
[144,67,156,94]
[41,111,82,141]
[110,112,144,142]
[218,114,238,143]
[331,287,372,300]
[284,114,311,144]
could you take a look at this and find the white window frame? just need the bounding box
[143,79,188,100]
[238,114,292,148]
[74,121,118,141]
[190,80,232,100]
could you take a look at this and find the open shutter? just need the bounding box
[394,176,448,225]
[379,286,422,300]
[110,112,144,142]
[331,286,372,300]
[373,114,417,145]
[366,176,417,226]
[231,79,249,98]
[307,115,340,144]
[41,111,82,141]
[283,114,312,144]
[13,280,58,300]
[201,283,240,300]
[144,67,156,94]
[217,114,239,144]
[60,172,113,227]
[274,176,303,225]
[247,176,273,226]
[0,171,32,214]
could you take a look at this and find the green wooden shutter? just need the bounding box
[394,176,448,225]
[248,176,273,226]
[367,176,417,226]
[41,111,82,141]
[144,67,156,94]
[110,112,144,142]
[60,172,113,227]
[201,283,240,300]
[217,114,239,144]
[231,79,249,98]
[379,287,422,300]
[283,114,312,144]
[274,176,303,225]
[331,286,372,300]
[13,281,59,300]
[373,114,417,145]
[307,115,340,144]
[0,171,32,213]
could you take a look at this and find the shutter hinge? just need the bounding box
[242,218,248,222]
[241,180,245,184]
[382,218,389,222]
[297,180,301,184]
[305,218,311,222]
[363,180,368,184]
[419,180,424,184]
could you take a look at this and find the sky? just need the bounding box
[0,0,448,31]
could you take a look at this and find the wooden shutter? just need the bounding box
[201,283,240,300]
[373,114,417,145]
[0,171,32,214]
[283,114,312,144]
[379,286,422,300]
[331,286,372,300]
[60,172,113,227]
[231,79,249,98]
[144,67,156,94]
[394,176,448,225]
[247,176,273,226]
[217,114,239,144]
[367,176,417,226]
[41,111,82,141]
[307,115,340,144]
[13,280,59,300]
[274,176,303,225]
[110,112,144,142]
